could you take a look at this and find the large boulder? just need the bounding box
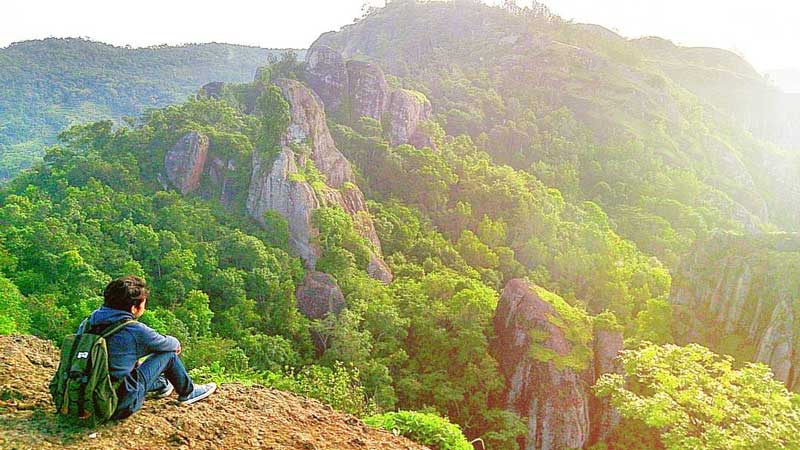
[295,271,346,320]
[387,89,434,149]
[164,131,209,195]
[296,270,346,352]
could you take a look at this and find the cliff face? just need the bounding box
[247,147,321,266]
[491,279,622,450]
[257,78,392,283]
[164,131,209,195]
[305,45,435,150]
[670,232,800,391]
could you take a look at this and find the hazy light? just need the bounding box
[2,0,797,78]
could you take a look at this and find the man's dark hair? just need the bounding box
[103,275,149,311]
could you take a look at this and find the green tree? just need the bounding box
[594,343,800,450]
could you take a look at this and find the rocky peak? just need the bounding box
[164,131,209,195]
[303,46,435,150]
[274,78,354,188]
[305,45,348,112]
[246,77,392,283]
[492,279,622,450]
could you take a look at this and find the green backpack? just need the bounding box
[49,318,135,423]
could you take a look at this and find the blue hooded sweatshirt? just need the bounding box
[81,305,180,382]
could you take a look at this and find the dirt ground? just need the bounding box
[0,335,429,450]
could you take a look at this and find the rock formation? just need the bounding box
[387,88,434,148]
[346,60,389,121]
[246,78,391,283]
[304,45,435,150]
[670,232,800,391]
[588,329,623,445]
[273,78,354,188]
[295,270,346,351]
[247,147,321,266]
[163,130,243,207]
[492,279,623,450]
[164,131,209,195]
[165,75,392,285]
[305,45,349,112]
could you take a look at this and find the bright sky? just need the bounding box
[1,0,797,75]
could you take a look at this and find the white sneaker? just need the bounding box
[178,382,217,405]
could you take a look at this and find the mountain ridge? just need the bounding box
[0,38,301,181]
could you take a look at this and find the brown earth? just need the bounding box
[0,335,428,450]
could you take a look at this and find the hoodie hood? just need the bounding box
[88,305,135,326]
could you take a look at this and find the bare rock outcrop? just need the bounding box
[346,60,389,121]
[588,329,623,445]
[165,131,210,195]
[275,78,354,188]
[246,78,392,282]
[755,298,800,390]
[303,45,434,149]
[247,148,321,267]
[305,45,349,113]
[387,88,434,148]
[492,279,623,450]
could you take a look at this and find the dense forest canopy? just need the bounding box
[1,1,799,449]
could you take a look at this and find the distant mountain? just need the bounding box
[0,38,300,180]
[634,37,800,150]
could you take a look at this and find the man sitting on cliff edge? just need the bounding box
[81,275,217,419]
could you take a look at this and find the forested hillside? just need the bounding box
[0,38,297,181]
[1,2,799,450]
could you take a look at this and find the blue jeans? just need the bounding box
[112,351,194,419]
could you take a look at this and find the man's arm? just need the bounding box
[138,323,181,353]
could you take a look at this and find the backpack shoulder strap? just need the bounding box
[77,318,90,335]
[100,320,136,339]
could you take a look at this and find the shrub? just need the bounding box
[364,411,472,450]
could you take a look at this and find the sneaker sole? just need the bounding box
[179,384,217,405]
